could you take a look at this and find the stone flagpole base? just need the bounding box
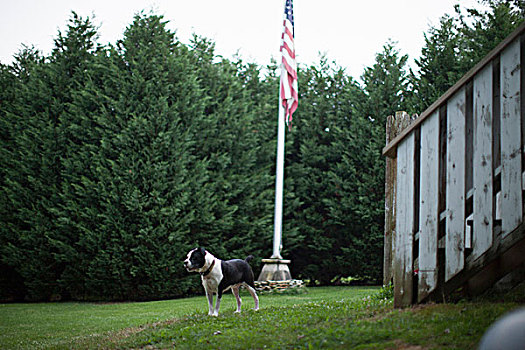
[257,258,292,281]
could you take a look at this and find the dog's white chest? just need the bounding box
[202,276,219,292]
[201,264,223,293]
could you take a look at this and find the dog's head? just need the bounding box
[184,247,207,272]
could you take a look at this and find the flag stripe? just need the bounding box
[280,0,298,129]
[281,42,295,59]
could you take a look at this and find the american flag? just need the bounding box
[280,0,298,129]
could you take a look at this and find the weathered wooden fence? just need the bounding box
[383,22,525,307]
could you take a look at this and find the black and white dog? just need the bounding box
[184,247,259,316]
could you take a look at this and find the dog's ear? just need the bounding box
[199,247,206,256]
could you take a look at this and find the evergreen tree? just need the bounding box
[287,58,367,282]
[0,56,31,300]
[0,13,103,300]
[49,12,104,299]
[341,42,408,282]
[361,41,409,123]
[409,0,524,114]
[408,15,462,114]
[457,0,524,72]
[0,47,65,300]
[77,13,209,300]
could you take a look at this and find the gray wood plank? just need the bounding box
[394,133,415,307]
[446,88,466,281]
[472,64,494,260]
[500,39,523,237]
[418,111,439,300]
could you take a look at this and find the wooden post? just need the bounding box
[384,112,416,286]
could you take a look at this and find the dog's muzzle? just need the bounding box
[184,260,193,271]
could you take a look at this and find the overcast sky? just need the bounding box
[1,0,485,80]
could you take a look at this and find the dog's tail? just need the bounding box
[245,255,254,264]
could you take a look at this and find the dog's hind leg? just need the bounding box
[244,284,259,311]
[232,286,242,313]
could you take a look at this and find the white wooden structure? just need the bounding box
[383,23,525,307]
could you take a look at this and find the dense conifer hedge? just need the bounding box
[1,2,521,301]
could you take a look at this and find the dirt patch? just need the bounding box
[390,339,428,350]
[100,317,181,346]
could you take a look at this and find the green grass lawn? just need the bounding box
[0,286,522,349]
[0,296,203,349]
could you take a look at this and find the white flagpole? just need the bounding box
[257,0,294,283]
[272,100,286,259]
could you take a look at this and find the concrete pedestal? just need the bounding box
[257,258,292,281]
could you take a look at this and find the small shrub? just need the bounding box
[376,283,394,300]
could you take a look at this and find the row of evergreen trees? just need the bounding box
[1,1,522,301]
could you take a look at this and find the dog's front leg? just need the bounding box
[205,289,214,316]
[212,290,223,317]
